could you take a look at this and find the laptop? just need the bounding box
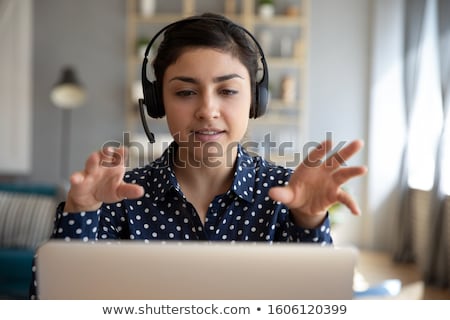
[36,240,358,300]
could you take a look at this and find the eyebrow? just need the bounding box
[168,73,245,83]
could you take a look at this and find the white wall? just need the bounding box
[308,0,372,247]
[0,0,33,174]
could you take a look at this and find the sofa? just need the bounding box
[0,183,59,299]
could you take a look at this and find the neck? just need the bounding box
[172,143,238,210]
[173,152,236,193]
[173,141,238,174]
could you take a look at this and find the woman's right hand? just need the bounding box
[63,147,144,213]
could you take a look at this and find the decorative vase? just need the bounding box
[139,0,156,17]
[258,4,275,19]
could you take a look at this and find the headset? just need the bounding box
[138,15,270,144]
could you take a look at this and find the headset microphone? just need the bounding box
[138,98,155,144]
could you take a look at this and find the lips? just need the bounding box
[196,130,222,135]
[192,128,225,141]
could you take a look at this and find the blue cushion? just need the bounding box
[0,184,57,197]
[0,248,34,299]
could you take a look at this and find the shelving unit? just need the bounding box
[125,0,309,167]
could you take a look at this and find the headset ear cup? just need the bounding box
[143,80,165,118]
[253,84,269,118]
[153,81,165,118]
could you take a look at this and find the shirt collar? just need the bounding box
[146,141,257,203]
[146,142,180,202]
[231,144,257,203]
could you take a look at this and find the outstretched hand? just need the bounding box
[268,140,367,228]
[64,147,144,212]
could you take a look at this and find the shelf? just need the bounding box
[130,56,305,68]
[254,16,307,26]
[267,57,306,67]
[134,14,184,23]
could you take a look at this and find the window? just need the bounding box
[407,0,444,191]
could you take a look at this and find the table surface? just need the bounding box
[356,250,450,300]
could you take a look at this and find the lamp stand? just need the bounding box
[60,108,72,190]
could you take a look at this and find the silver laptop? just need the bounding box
[36,240,358,300]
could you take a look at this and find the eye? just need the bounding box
[175,90,196,97]
[220,89,238,96]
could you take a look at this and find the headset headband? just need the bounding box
[142,16,268,89]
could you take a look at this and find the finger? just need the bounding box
[303,140,331,168]
[68,172,90,198]
[98,146,128,168]
[325,139,364,169]
[121,147,129,165]
[100,147,120,168]
[85,151,101,174]
[336,189,361,215]
[332,166,368,185]
[111,147,127,167]
[268,186,295,206]
[116,183,144,200]
[70,171,85,186]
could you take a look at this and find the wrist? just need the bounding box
[64,197,102,213]
[290,209,327,229]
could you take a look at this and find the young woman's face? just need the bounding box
[163,48,252,165]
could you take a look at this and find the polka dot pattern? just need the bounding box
[30,142,332,299]
[52,143,332,243]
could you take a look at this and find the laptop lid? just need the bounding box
[36,240,358,300]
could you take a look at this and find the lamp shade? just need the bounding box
[50,66,86,109]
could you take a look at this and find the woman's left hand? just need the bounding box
[268,139,367,228]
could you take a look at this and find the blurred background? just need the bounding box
[0,0,449,299]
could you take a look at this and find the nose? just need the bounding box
[195,91,220,120]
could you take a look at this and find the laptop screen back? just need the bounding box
[36,240,357,300]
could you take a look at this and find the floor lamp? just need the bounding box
[50,66,86,188]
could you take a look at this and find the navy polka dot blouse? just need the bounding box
[30,142,332,298]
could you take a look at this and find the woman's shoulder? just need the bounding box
[123,148,172,183]
[122,166,151,184]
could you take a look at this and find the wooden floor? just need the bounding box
[356,250,450,300]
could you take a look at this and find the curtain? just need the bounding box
[394,0,450,289]
[427,0,450,287]
[0,0,33,174]
[393,0,426,263]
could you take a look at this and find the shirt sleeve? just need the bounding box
[51,201,128,241]
[51,202,102,240]
[287,212,333,244]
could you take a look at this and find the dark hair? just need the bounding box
[152,13,259,111]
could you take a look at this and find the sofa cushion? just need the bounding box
[0,190,56,249]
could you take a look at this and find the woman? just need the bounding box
[30,13,366,298]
